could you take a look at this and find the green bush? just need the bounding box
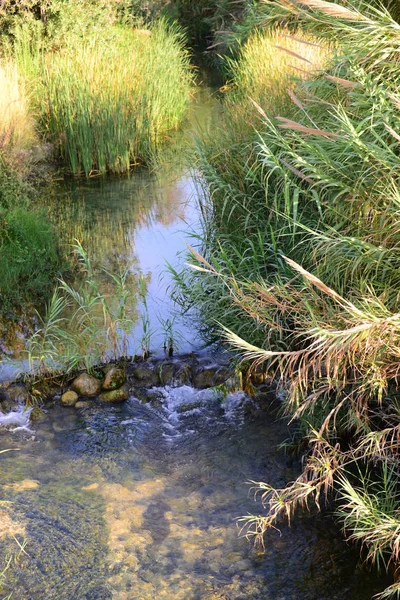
[0,158,62,316]
[12,11,194,176]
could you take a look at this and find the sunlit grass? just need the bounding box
[15,19,194,176]
[0,60,37,160]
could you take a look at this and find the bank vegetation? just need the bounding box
[173,1,400,596]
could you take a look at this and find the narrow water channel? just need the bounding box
[0,74,384,599]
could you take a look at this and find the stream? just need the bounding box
[0,74,384,599]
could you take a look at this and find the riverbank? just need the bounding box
[173,1,400,596]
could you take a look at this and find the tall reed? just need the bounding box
[175,1,400,595]
[0,60,37,159]
[15,19,193,176]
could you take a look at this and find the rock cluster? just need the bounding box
[0,353,270,418]
[62,367,128,406]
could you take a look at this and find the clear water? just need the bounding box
[0,390,383,599]
[0,78,219,378]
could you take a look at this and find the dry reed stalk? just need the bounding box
[276,116,339,138]
[292,0,362,20]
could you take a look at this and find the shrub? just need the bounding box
[13,16,194,176]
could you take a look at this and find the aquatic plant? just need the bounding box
[26,241,141,374]
[176,0,400,594]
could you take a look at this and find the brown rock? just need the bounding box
[71,373,102,397]
[98,384,129,403]
[60,390,79,407]
[75,400,92,409]
[7,385,30,404]
[102,367,126,391]
[130,365,160,387]
[30,407,47,422]
[193,366,232,389]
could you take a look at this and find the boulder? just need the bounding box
[71,373,102,397]
[98,383,129,403]
[103,367,126,391]
[60,390,79,407]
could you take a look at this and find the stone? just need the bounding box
[30,407,47,422]
[174,363,192,386]
[193,366,232,389]
[103,367,126,391]
[71,373,102,397]
[75,400,91,409]
[0,390,15,413]
[158,362,176,385]
[176,401,202,413]
[7,384,30,404]
[60,391,79,407]
[98,384,129,403]
[133,388,163,405]
[130,365,160,387]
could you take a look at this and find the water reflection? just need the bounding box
[0,77,220,369]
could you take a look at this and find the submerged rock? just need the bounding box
[103,367,126,391]
[61,390,79,407]
[133,388,164,405]
[75,400,92,409]
[99,383,129,403]
[30,407,47,422]
[71,373,102,397]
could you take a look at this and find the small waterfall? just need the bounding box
[0,406,32,432]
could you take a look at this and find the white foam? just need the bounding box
[0,407,33,432]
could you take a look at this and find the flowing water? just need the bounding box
[0,75,385,599]
[0,389,383,599]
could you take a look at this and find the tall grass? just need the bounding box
[0,60,36,157]
[14,18,194,176]
[175,1,400,594]
[0,56,63,321]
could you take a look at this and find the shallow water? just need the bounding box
[0,389,383,599]
[0,76,219,377]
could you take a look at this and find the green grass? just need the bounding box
[13,17,194,176]
[0,156,63,318]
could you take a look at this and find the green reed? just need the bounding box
[174,2,400,595]
[14,19,193,176]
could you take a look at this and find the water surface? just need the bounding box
[0,388,382,599]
